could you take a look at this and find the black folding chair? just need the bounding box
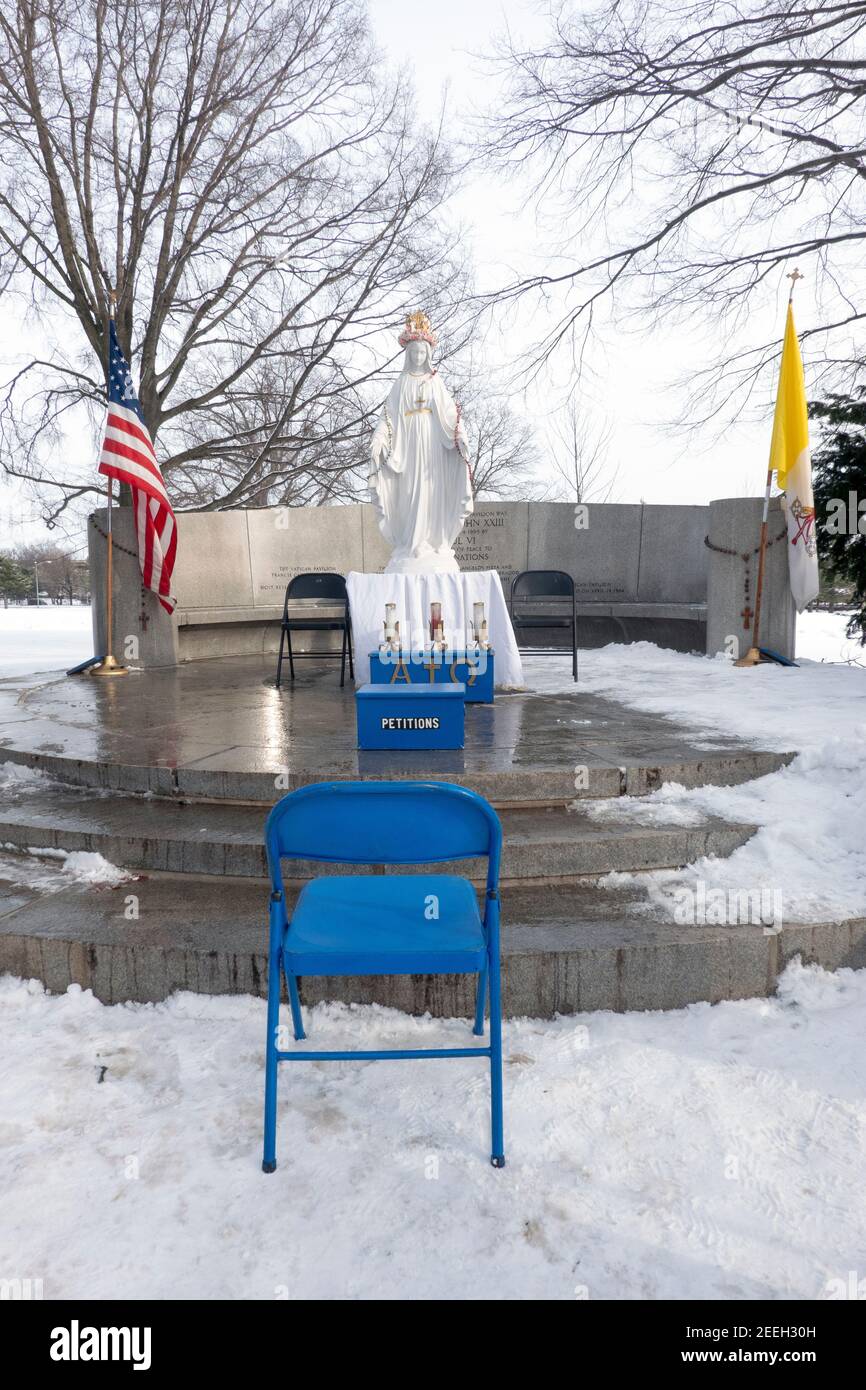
[510,569,578,682]
[275,573,354,689]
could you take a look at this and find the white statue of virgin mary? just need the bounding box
[369,311,473,574]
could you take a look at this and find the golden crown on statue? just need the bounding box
[398,309,437,348]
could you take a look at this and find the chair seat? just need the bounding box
[284,874,485,975]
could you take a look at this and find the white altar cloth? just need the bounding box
[347,570,524,687]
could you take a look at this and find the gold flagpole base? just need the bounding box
[90,653,129,677]
[734,647,762,668]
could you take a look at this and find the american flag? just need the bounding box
[98,321,177,613]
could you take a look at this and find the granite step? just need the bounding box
[0,742,793,806]
[0,785,756,883]
[1,869,863,1016]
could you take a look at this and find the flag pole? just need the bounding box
[91,288,128,677]
[735,268,803,668]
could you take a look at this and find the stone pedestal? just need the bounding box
[705,497,796,660]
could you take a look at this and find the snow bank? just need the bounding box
[0,961,864,1300]
[0,761,51,790]
[0,845,131,892]
[531,639,866,924]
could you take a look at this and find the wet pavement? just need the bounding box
[0,655,737,763]
[0,655,791,803]
[0,657,809,1013]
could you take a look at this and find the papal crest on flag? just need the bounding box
[98,321,177,613]
[770,303,820,612]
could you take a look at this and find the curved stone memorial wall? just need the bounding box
[88,497,794,669]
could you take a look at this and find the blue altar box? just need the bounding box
[356,682,466,750]
[367,650,494,704]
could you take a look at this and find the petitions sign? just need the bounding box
[356,683,466,750]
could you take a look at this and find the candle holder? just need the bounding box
[429,601,447,652]
[472,600,491,649]
[380,603,401,658]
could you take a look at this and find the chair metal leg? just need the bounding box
[473,964,488,1036]
[572,617,578,683]
[286,624,295,681]
[488,943,505,1167]
[347,621,354,679]
[339,623,347,688]
[276,626,286,689]
[262,945,282,1173]
[287,972,306,1041]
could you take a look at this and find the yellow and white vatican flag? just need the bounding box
[770,303,820,611]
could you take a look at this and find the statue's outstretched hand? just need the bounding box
[370,416,390,470]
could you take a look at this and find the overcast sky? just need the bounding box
[0,0,821,552]
[365,0,817,505]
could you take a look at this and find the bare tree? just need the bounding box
[165,352,374,509]
[0,0,470,519]
[547,401,617,503]
[459,390,545,500]
[12,539,86,600]
[481,1,866,415]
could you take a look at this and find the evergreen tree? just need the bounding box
[811,391,866,643]
[0,553,31,606]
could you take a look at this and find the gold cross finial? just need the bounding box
[787,268,804,302]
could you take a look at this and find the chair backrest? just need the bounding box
[285,572,348,603]
[511,569,575,604]
[266,781,502,895]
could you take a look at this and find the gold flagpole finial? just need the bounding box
[786,268,804,303]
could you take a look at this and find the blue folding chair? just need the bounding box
[262,780,505,1171]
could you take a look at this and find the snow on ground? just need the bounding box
[796,608,864,666]
[0,604,92,678]
[531,618,864,757]
[1,610,865,1299]
[1,959,863,1300]
[0,767,133,889]
[529,620,866,925]
[0,845,132,891]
